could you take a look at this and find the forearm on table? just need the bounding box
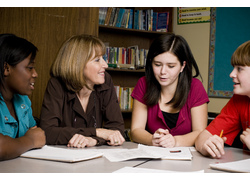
[194,130,213,156]
[174,130,203,147]
[131,128,153,145]
[0,135,35,161]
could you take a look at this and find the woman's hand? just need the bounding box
[152,128,175,148]
[67,134,97,148]
[96,128,125,146]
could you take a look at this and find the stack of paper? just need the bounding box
[21,145,103,163]
[103,144,193,162]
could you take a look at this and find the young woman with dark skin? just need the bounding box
[0,34,45,161]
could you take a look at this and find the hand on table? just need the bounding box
[67,134,97,148]
[240,128,250,150]
[96,128,125,146]
[152,128,175,148]
[25,126,46,148]
[202,134,227,158]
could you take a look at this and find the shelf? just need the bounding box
[106,68,145,73]
[99,25,169,36]
[121,110,132,113]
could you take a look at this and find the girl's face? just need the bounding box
[83,53,108,88]
[152,51,186,90]
[5,54,38,96]
[230,65,250,97]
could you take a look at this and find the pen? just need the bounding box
[170,150,181,153]
[219,130,224,138]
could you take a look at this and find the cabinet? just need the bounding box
[98,7,173,129]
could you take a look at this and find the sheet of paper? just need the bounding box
[21,145,103,163]
[210,159,250,173]
[138,144,193,160]
[113,166,204,173]
[103,144,192,162]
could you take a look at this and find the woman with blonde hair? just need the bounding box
[40,34,125,147]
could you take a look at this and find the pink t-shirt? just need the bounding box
[206,94,250,146]
[131,76,209,136]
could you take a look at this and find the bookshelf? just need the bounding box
[98,7,173,128]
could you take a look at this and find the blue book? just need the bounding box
[156,12,169,32]
[115,8,125,27]
[134,10,139,29]
[128,9,133,29]
[152,12,157,31]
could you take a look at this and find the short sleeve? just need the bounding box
[188,78,209,108]
[131,76,147,105]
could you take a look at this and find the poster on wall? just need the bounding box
[177,7,210,24]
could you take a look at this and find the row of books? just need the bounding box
[103,45,148,69]
[99,7,170,32]
[114,86,134,111]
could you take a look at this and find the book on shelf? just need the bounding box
[108,8,117,26]
[156,12,169,32]
[104,44,148,70]
[99,7,169,32]
[99,7,108,25]
[115,8,125,27]
[104,7,113,25]
[114,86,134,111]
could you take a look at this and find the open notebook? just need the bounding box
[21,145,103,163]
[210,159,250,173]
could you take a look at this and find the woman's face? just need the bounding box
[230,65,250,97]
[152,51,185,89]
[83,53,108,88]
[5,54,38,96]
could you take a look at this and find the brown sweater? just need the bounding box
[40,72,125,145]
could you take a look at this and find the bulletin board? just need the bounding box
[208,7,250,98]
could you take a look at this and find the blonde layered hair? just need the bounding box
[51,34,105,92]
[231,40,250,66]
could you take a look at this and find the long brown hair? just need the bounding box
[144,33,201,109]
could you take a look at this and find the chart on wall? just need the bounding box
[208,7,250,98]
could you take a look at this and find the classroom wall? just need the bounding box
[172,7,229,113]
[0,7,99,118]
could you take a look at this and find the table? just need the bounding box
[0,142,249,173]
[136,146,250,173]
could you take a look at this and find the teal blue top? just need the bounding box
[0,93,36,138]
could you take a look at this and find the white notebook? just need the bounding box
[210,159,250,173]
[21,145,103,163]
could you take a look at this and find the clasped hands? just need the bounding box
[152,128,175,148]
[67,129,125,148]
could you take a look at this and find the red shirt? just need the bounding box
[131,77,209,135]
[206,94,250,146]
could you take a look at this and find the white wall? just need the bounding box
[172,7,229,113]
